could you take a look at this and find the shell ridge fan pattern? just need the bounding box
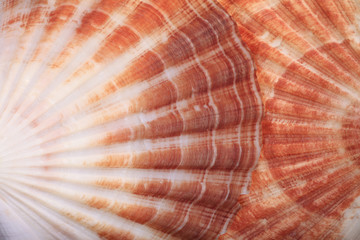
[0,0,263,240]
[217,0,360,239]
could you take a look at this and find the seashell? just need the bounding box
[217,0,360,239]
[0,0,263,239]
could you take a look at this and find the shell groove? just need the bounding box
[0,0,263,239]
[218,0,360,239]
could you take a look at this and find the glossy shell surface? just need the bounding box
[0,0,263,239]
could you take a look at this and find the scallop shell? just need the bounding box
[217,0,360,239]
[0,0,263,239]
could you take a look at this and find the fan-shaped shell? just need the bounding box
[0,0,263,239]
[217,0,360,239]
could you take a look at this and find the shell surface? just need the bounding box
[0,0,263,239]
[218,0,360,239]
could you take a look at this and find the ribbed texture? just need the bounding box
[217,0,360,239]
[0,0,263,239]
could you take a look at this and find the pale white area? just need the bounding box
[7,0,98,119]
[351,13,360,45]
[0,179,176,240]
[325,120,342,130]
[0,197,40,240]
[341,195,360,240]
[338,147,346,155]
[0,0,136,138]
[0,188,100,240]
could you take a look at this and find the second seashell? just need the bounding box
[218,0,360,239]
